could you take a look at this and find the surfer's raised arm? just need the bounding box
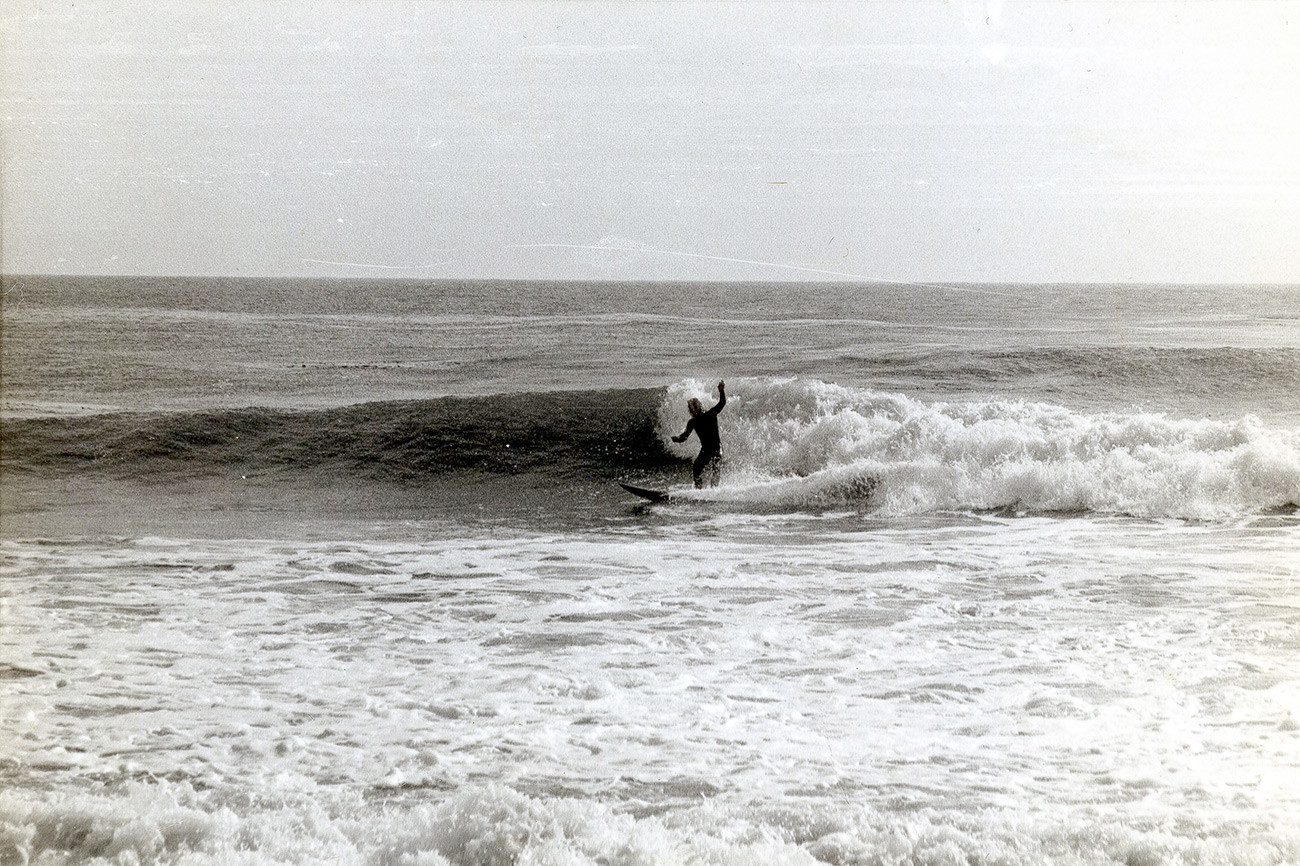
[710,380,725,414]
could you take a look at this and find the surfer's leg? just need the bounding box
[695,448,720,488]
[692,450,711,488]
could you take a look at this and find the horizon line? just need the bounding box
[4,273,1298,289]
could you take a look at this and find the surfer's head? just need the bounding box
[687,398,703,417]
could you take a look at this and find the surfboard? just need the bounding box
[620,482,672,503]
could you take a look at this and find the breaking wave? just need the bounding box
[661,377,1300,519]
[2,781,1296,866]
[4,378,1298,519]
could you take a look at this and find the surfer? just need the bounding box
[672,380,726,488]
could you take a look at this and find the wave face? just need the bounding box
[2,388,674,482]
[659,377,1300,518]
[6,378,1299,519]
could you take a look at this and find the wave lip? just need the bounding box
[660,377,1300,519]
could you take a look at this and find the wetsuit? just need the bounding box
[673,386,726,488]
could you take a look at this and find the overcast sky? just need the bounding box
[3,1,1298,283]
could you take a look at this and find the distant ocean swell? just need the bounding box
[5,378,1299,519]
[845,345,1300,386]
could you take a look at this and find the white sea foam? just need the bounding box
[3,517,1298,863]
[662,377,1300,517]
[4,780,1299,865]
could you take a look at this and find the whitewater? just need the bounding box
[2,277,1299,865]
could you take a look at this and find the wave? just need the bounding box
[3,780,1297,866]
[869,345,1300,390]
[825,346,1300,427]
[1,388,674,482]
[5,379,1298,519]
[660,377,1300,519]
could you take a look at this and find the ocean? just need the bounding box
[2,276,1298,865]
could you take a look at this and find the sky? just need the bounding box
[2,0,1298,283]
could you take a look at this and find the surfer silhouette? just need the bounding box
[672,380,726,488]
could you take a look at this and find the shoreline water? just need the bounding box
[3,510,1298,864]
